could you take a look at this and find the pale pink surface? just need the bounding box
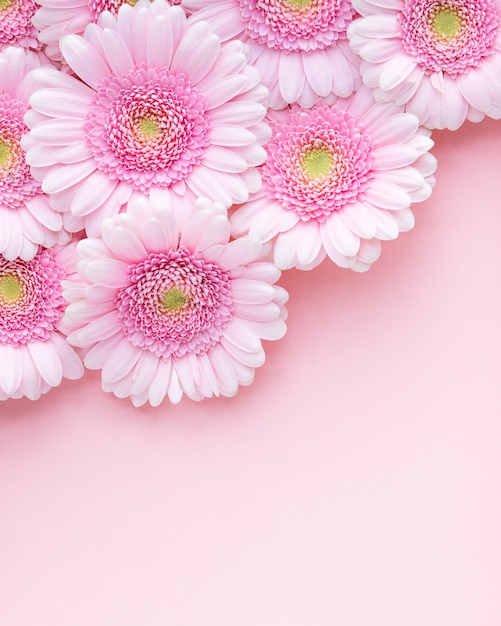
[0,119,500,624]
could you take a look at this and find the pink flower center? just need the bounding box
[239,0,354,52]
[263,105,374,222]
[0,250,66,346]
[85,65,211,193]
[399,0,499,76]
[116,247,233,358]
[0,94,41,210]
[0,0,38,49]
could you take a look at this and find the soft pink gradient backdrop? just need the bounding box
[1,119,500,626]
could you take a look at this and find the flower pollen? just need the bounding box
[0,140,11,167]
[160,287,187,312]
[0,272,22,302]
[0,0,15,11]
[302,147,333,179]
[137,117,160,139]
[433,7,461,37]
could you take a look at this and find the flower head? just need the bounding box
[64,196,288,406]
[182,0,361,108]
[231,88,437,272]
[0,244,84,400]
[0,47,67,261]
[23,0,269,236]
[348,0,501,129]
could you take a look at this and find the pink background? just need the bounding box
[1,119,500,626]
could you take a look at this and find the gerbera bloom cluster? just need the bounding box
[348,0,501,129]
[3,0,494,407]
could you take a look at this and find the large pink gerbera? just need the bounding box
[231,88,437,272]
[22,0,269,236]
[182,0,361,109]
[34,0,180,64]
[348,0,501,129]
[0,0,41,52]
[0,244,84,400]
[0,47,66,261]
[64,196,288,406]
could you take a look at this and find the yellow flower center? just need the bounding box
[138,117,160,139]
[0,0,15,11]
[286,0,311,8]
[0,140,12,168]
[160,288,187,312]
[302,147,333,179]
[0,273,23,302]
[433,7,461,38]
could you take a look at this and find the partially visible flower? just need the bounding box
[0,0,41,53]
[22,0,269,236]
[0,243,84,400]
[182,0,361,109]
[348,0,501,130]
[231,88,437,272]
[64,196,287,406]
[34,0,181,64]
[0,47,67,261]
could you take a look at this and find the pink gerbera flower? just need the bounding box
[22,0,269,236]
[64,196,288,406]
[34,0,180,64]
[0,0,41,52]
[0,244,84,400]
[0,47,66,261]
[348,0,501,129]
[182,0,361,109]
[231,88,437,272]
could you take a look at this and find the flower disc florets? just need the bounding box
[0,0,39,51]
[239,0,354,52]
[399,0,499,76]
[85,66,210,193]
[263,105,374,222]
[116,247,233,358]
[0,250,65,346]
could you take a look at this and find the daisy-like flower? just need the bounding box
[0,244,84,400]
[22,0,269,236]
[0,47,66,261]
[231,88,437,272]
[34,0,181,64]
[348,0,501,130]
[0,0,41,52]
[64,196,288,406]
[182,0,361,109]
